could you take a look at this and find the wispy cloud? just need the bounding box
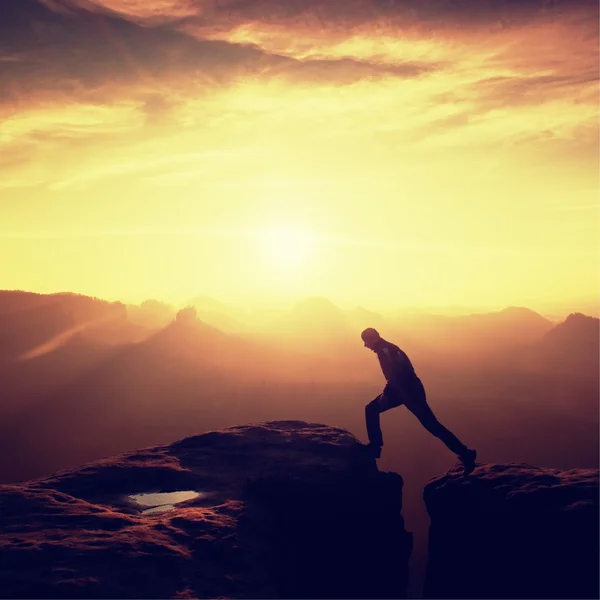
[0,0,597,199]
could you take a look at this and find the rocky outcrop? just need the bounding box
[0,421,412,599]
[424,463,599,599]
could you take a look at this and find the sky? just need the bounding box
[1,0,598,311]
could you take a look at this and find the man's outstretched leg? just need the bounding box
[404,379,477,474]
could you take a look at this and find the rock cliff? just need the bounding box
[1,421,412,599]
[424,463,599,599]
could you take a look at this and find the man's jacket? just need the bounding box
[375,339,418,393]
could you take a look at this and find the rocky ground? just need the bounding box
[1,421,412,599]
[2,421,598,599]
[424,463,599,599]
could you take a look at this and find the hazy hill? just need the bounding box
[391,306,555,360]
[262,297,389,358]
[0,306,366,481]
[0,290,597,485]
[281,297,353,336]
[349,306,386,330]
[542,313,599,358]
[0,301,72,361]
[0,290,59,316]
[0,291,132,360]
[185,295,249,333]
[126,299,175,330]
[524,313,600,381]
[465,306,555,341]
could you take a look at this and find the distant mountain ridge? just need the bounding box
[0,290,593,360]
[529,313,600,378]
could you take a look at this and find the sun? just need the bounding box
[259,226,316,268]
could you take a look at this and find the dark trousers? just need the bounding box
[365,377,469,456]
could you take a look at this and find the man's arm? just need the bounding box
[385,349,412,392]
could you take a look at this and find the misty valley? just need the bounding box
[0,290,598,598]
[1,291,597,484]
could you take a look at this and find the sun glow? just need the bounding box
[259,227,317,268]
[0,0,597,310]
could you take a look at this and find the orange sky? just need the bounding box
[1,0,598,312]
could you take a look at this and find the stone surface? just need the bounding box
[1,421,412,599]
[424,463,599,599]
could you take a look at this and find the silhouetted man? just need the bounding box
[362,328,477,474]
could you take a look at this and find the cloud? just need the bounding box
[0,0,291,107]
[0,0,597,191]
[5,0,595,104]
[0,0,455,122]
[91,0,201,21]
[91,0,597,28]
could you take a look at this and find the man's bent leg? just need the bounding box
[365,393,401,447]
[404,380,470,457]
[365,395,384,447]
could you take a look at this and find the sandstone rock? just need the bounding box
[424,463,599,599]
[1,421,412,599]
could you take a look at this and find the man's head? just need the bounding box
[361,327,381,351]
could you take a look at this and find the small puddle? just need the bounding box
[129,491,202,515]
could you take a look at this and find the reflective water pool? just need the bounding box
[129,491,202,515]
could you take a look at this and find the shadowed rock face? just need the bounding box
[0,421,412,599]
[424,463,599,599]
